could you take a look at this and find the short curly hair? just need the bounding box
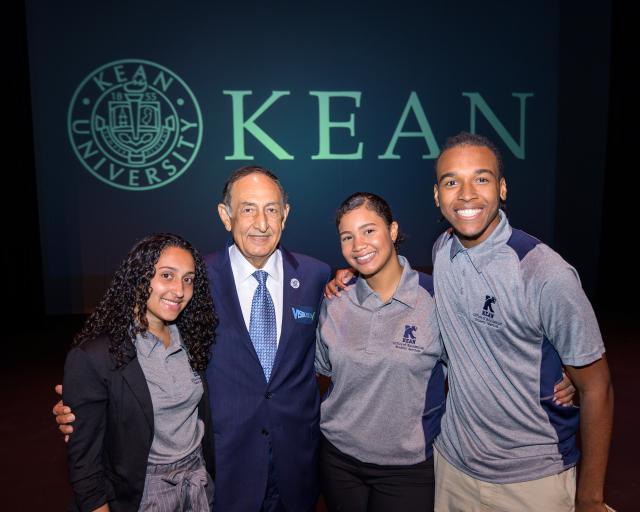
[73,233,217,372]
[435,131,504,179]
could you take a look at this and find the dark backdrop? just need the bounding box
[6,0,633,324]
[21,0,580,314]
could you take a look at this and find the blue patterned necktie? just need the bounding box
[249,270,277,381]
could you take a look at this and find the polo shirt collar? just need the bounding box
[229,244,282,286]
[354,255,417,308]
[449,210,512,271]
[135,323,182,358]
[354,273,373,305]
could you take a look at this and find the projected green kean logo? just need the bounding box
[68,59,202,191]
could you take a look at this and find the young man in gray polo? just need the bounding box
[431,132,613,512]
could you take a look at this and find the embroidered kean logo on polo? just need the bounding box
[403,325,417,343]
[483,295,496,316]
[472,294,503,329]
[393,325,424,353]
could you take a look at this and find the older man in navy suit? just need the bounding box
[206,166,330,511]
[54,166,330,512]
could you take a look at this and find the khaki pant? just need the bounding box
[434,447,576,512]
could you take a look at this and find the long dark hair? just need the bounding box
[73,233,217,372]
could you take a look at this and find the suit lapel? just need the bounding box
[120,357,154,429]
[214,246,262,366]
[271,247,301,379]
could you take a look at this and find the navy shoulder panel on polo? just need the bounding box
[506,228,541,261]
[417,271,434,297]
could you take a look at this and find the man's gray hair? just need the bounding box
[221,166,288,215]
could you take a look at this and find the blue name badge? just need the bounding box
[290,305,317,324]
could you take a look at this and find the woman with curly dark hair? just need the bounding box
[63,233,217,512]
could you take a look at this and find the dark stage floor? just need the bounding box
[1,313,637,510]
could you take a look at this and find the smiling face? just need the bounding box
[217,172,290,269]
[145,246,195,333]
[338,204,399,279]
[434,144,507,248]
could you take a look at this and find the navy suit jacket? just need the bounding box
[205,246,330,512]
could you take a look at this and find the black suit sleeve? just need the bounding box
[63,345,110,511]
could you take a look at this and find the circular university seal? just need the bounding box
[68,59,202,191]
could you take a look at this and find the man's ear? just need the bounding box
[281,203,290,229]
[499,177,507,203]
[217,203,232,232]
[433,184,440,208]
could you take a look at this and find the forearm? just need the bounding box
[576,380,614,505]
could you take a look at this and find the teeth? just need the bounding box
[162,298,180,305]
[457,208,482,218]
[355,252,375,263]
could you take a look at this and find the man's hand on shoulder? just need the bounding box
[324,268,356,299]
[52,384,75,442]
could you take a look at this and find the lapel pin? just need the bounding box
[290,278,300,289]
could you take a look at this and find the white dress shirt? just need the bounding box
[228,245,283,345]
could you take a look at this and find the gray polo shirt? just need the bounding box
[433,212,605,483]
[316,256,445,465]
[135,325,205,464]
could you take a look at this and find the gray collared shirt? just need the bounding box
[433,212,605,483]
[316,256,444,465]
[135,325,204,464]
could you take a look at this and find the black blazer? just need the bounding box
[63,335,215,512]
